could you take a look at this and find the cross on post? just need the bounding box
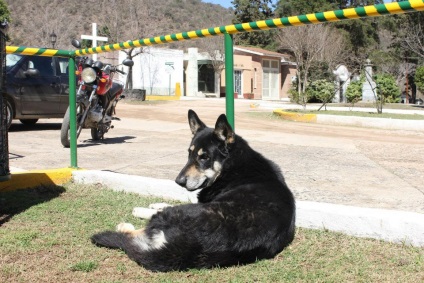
[81,23,108,61]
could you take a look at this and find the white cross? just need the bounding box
[81,23,108,61]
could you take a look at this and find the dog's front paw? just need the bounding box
[149,203,172,211]
[116,223,135,233]
[132,207,158,220]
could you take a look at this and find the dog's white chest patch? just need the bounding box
[150,230,167,249]
[133,230,167,251]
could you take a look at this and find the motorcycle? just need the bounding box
[60,39,134,147]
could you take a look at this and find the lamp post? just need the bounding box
[50,31,57,49]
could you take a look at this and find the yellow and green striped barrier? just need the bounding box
[5,46,72,57]
[73,0,424,57]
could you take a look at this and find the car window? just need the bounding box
[6,54,23,71]
[28,56,54,76]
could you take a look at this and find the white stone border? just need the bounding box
[297,201,424,246]
[72,170,424,247]
[317,114,424,131]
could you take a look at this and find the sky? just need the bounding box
[202,1,235,8]
[204,1,280,9]
[204,0,392,9]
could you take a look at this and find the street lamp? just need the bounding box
[50,31,57,49]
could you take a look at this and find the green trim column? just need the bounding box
[68,57,78,168]
[224,33,235,130]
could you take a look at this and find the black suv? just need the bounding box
[4,54,71,128]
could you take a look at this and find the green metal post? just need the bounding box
[68,56,78,168]
[224,32,235,130]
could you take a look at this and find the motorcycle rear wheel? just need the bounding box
[60,104,85,148]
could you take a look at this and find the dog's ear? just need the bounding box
[214,114,235,144]
[188,109,206,135]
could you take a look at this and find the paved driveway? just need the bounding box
[6,98,424,213]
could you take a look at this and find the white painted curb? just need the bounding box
[317,114,424,131]
[297,201,424,247]
[72,170,198,203]
[72,170,424,247]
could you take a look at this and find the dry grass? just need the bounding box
[0,183,423,283]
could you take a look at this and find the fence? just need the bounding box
[3,0,424,170]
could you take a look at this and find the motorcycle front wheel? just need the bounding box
[60,104,85,148]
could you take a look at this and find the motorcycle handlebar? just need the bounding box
[109,66,126,75]
[116,68,127,75]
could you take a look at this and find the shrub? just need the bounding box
[308,79,335,103]
[414,65,424,93]
[345,79,363,108]
[374,73,400,103]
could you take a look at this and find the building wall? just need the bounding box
[234,54,252,98]
[119,47,184,96]
[221,51,296,100]
[280,65,297,101]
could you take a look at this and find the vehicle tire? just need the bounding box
[19,119,39,125]
[60,107,72,147]
[5,99,13,129]
[91,127,103,141]
[60,104,84,148]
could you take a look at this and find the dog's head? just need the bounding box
[175,109,235,191]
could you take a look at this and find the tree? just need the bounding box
[414,66,424,93]
[0,0,11,23]
[122,48,144,90]
[201,36,225,97]
[277,24,347,108]
[98,0,164,90]
[396,13,424,59]
[276,0,389,71]
[231,0,275,48]
[275,0,337,17]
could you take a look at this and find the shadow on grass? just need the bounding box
[0,185,65,226]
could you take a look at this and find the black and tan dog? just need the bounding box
[91,109,296,272]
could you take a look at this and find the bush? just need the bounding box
[288,88,300,104]
[306,79,335,103]
[374,73,400,103]
[414,65,424,93]
[345,79,363,107]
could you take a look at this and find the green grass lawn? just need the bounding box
[0,183,423,282]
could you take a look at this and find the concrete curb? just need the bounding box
[273,109,317,123]
[72,170,424,247]
[146,95,180,101]
[72,170,198,203]
[273,109,424,131]
[317,114,424,131]
[0,168,76,192]
[297,201,424,247]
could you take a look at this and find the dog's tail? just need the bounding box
[91,231,131,250]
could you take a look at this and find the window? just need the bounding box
[28,56,54,76]
[234,70,242,95]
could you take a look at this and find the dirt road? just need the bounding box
[6,98,424,213]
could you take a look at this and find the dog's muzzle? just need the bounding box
[175,174,207,191]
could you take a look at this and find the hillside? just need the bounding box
[4,0,233,51]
